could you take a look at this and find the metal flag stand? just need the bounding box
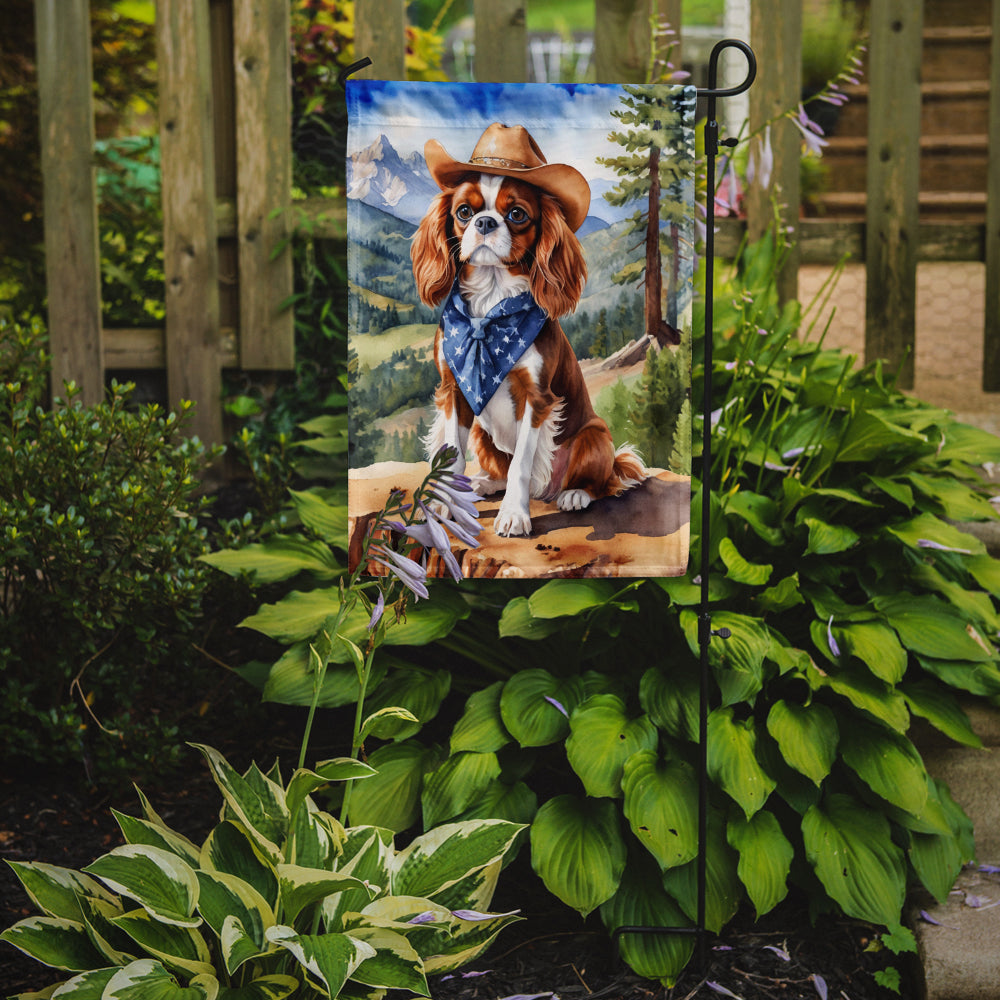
[340,39,758,974]
[611,37,756,972]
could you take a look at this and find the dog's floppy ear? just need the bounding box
[411,191,457,307]
[530,195,588,317]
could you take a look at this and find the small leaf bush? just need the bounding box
[208,234,1000,986]
[2,744,523,998]
[0,317,220,783]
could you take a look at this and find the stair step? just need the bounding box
[813,190,987,222]
[922,25,993,83]
[833,80,991,138]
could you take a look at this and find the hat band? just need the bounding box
[469,155,535,170]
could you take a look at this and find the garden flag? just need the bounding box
[346,80,696,578]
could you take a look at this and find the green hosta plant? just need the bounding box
[341,233,1000,986]
[1,744,523,999]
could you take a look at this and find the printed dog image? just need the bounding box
[410,123,646,537]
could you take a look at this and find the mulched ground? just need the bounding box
[1,733,913,1000]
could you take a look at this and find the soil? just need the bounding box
[0,739,913,1000]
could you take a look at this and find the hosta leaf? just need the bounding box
[755,573,805,614]
[200,535,340,584]
[906,472,998,522]
[718,537,773,585]
[499,670,585,747]
[724,490,784,545]
[195,871,273,973]
[834,410,926,463]
[347,740,442,832]
[599,853,694,987]
[265,926,375,997]
[901,680,982,748]
[360,706,421,742]
[661,811,741,933]
[967,553,1000,597]
[345,926,428,994]
[707,708,776,818]
[103,959,218,1000]
[875,594,995,662]
[916,655,1000,697]
[909,828,965,905]
[47,967,117,998]
[802,794,906,926]
[423,907,522,974]
[322,829,393,931]
[277,865,374,925]
[112,812,201,868]
[76,895,135,967]
[803,517,859,556]
[288,488,348,544]
[566,695,658,799]
[529,795,626,917]
[285,759,376,822]
[453,779,538,827]
[765,701,838,786]
[0,916,106,971]
[498,596,563,639]
[807,661,910,732]
[191,746,287,862]
[621,751,699,870]
[111,909,214,978]
[886,511,985,557]
[839,718,929,816]
[832,621,907,684]
[421,751,502,828]
[527,579,618,618]
[199,822,278,910]
[5,862,118,923]
[727,811,793,917]
[83,846,200,928]
[639,664,699,743]
[450,682,511,754]
[680,610,770,706]
[362,667,451,740]
[393,820,524,900]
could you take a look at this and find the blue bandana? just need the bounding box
[440,282,548,415]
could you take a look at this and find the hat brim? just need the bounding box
[424,138,592,233]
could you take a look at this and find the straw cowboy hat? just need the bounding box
[424,122,592,233]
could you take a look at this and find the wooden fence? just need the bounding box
[34,0,1000,445]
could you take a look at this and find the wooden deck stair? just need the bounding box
[815,2,993,221]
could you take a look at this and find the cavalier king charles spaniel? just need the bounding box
[410,122,646,538]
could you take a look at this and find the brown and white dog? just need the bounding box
[411,122,645,537]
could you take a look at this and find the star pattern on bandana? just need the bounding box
[440,281,549,416]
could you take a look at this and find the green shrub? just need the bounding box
[1,743,524,998]
[0,317,220,783]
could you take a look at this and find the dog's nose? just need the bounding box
[474,216,499,234]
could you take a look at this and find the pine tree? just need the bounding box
[597,85,696,346]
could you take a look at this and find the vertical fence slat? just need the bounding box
[747,0,801,304]
[594,0,652,83]
[157,0,222,444]
[983,0,1000,390]
[474,0,527,82]
[864,0,923,389]
[34,0,103,405]
[233,0,294,369]
[355,0,406,79]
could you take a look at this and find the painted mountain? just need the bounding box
[347,134,635,235]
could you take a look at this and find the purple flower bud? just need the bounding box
[370,543,429,600]
[407,911,438,925]
[827,616,841,658]
[367,590,385,631]
[544,695,569,718]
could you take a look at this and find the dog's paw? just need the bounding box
[494,505,532,537]
[470,474,507,497]
[557,488,592,512]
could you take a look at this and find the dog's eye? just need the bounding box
[506,206,529,224]
[455,204,474,222]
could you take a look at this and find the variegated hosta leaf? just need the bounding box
[112,810,202,868]
[288,802,343,871]
[765,700,838,786]
[450,681,511,754]
[391,820,524,901]
[802,793,906,926]
[621,751,699,871]
[276,864,376,925]
[83,846,200,928]
[200,822,278,910]
[323,829,393,931]
[706,707,776,819]
[110,908,214,978]
[265,926,376,998]
[529,795,626,917]
[424,859,501,916]
[344,926,429,995]
[4,862,118,922]
[77,894,136,966]
[0,916,107,972]
[195,871,274,974]
[420,751,502,829]
[102,958,218,999]
[599,853,694,987]
[565,695,658,799]
[285,761,376,823]
[47,966,118,997]
[421,907,522,975]
[191,745,287,863]
[727,810,793,918]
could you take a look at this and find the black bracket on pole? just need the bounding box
[338,57,373,90]
[613,38,755,974]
